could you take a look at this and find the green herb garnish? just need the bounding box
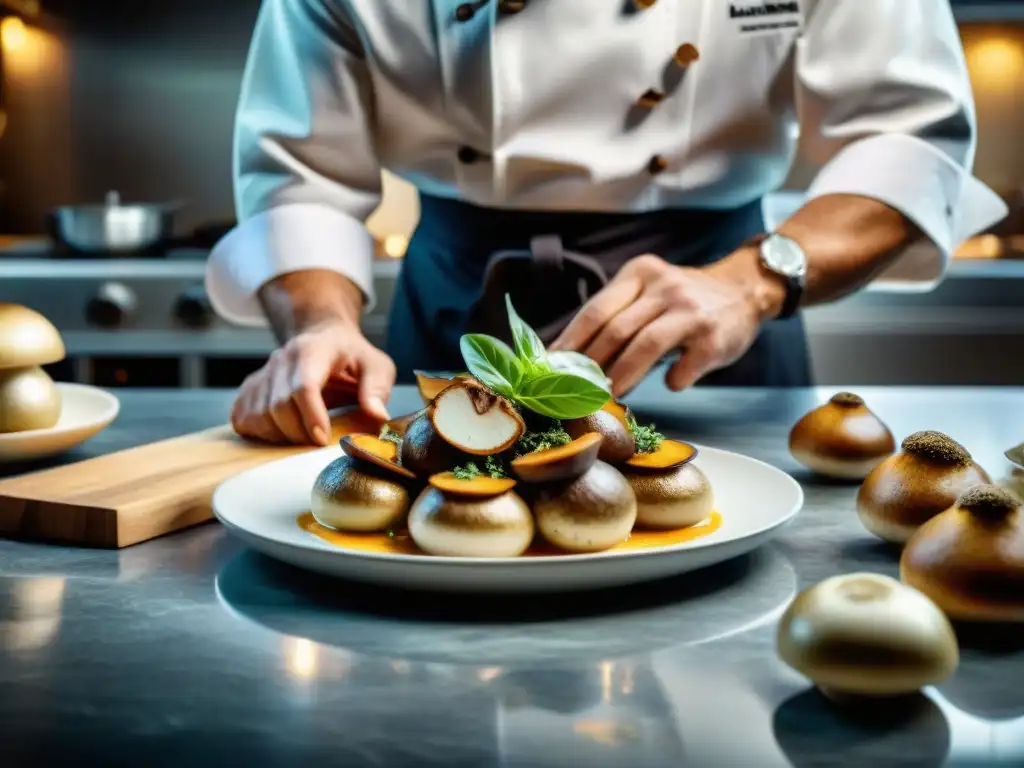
[378,424,402,446]
[459,295,613,420]
[484,455,508,479]
[627,413,665,454]
[452,462,483,480]
[515,426,572,456]
[453,459,508,480]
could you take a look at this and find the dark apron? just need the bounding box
[386,195,812,387]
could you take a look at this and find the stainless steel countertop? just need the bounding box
[1,384,1023,767]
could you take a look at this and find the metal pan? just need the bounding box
[49,191,183,254]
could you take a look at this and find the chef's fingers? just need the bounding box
[287,342,338,446]
[550,275,644,352]
[266,358,311,445]
[665,343,714,392]
[583,297,666,366]
[242,372,287,444]
[605,314,680,397]
[356,346,396,422]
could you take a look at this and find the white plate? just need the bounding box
[0,383,120,463]
[213,444,803,593]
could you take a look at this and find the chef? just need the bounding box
[207,0,1005,446]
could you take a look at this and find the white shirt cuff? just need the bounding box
[205,203,377,327]
[805,134,1007,291]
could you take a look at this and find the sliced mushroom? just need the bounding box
[564,401,636,465]
[431,380,525,456]
[400,412,470,477]
[533,461,638,552]
[627,462,714,529]
[625,439,697,471]
[383,409,425,438]
[0,303,66,370]
[429,472,517,497]
[0,366,62,433]
[789,392,896,480]
[901,484,1024,622]
[777,573,959,697]
[340,433,417,480]
[408,486,534,557]
[857,431,991,544]
[415,370,470,406]
[512,433,603,483]
[311,455,411,533]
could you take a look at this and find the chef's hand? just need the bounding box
[550,251,783,397]
[231,319,395,446]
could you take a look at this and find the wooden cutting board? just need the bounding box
[0,411,378,549]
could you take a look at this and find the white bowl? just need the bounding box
[0,383,120,463]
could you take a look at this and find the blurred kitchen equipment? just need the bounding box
[49,191,181,254]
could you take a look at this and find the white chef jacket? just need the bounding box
[207,0,1007,327]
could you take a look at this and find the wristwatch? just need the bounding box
[754,232,808,320]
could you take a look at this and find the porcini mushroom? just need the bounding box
[857,431,990,545]
[430,379,525,455]
[0,304,65,434]
[901,484,1024,623]
[511,433,603,483]
[789,392,896,480]
[400,411,470,477]
[408,485,534,558]
[564,401,636,465]
[627,462,714,529]
[777,573,959,697]
[0,303,66,370]
[532,461,638,552]
[311,455,411,532]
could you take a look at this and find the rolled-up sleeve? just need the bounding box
[798,0,1007,289]
[206,0,381,327]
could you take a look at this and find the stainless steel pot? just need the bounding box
[50,191,181,253]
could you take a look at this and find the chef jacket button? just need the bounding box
[458,146,484,164]
[632,0,658,8]
[674,43,700,66]
[647,155,669,175]
[498,0,527,13]
[637,89,665,109]
[455,2,482,22]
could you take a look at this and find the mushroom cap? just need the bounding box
[0,366,62,433]
[901,484,1024,622]
[311,456,410,533]
[0,304,65,369]
[563,402,636,465]
[533,461,638,552]
[408,486,534,557]
[400,412,469,477]
[777,572,959,696]
[628,462,714,529]
[856,432,990,544]
[789,393,895,480]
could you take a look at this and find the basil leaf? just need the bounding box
[460,334,523,397]
[547,351,612,392]
[515,372,611,420]
[505,294,548,366]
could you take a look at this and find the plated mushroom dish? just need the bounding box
[305,296,717,558]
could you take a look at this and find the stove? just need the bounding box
[0,241,396,388]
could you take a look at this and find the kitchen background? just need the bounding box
[1,0,1023,389]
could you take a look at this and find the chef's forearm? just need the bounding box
[707,193,921,323]
[779,193,921,306]
[258,269,365,344]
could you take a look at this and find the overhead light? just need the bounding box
[1,15,27,51]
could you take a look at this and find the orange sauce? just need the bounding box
[297,510,723,556]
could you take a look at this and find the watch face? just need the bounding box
[762,235,807,278]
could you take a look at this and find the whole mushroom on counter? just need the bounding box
[0,304,66,434]
[788,392,895,480]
